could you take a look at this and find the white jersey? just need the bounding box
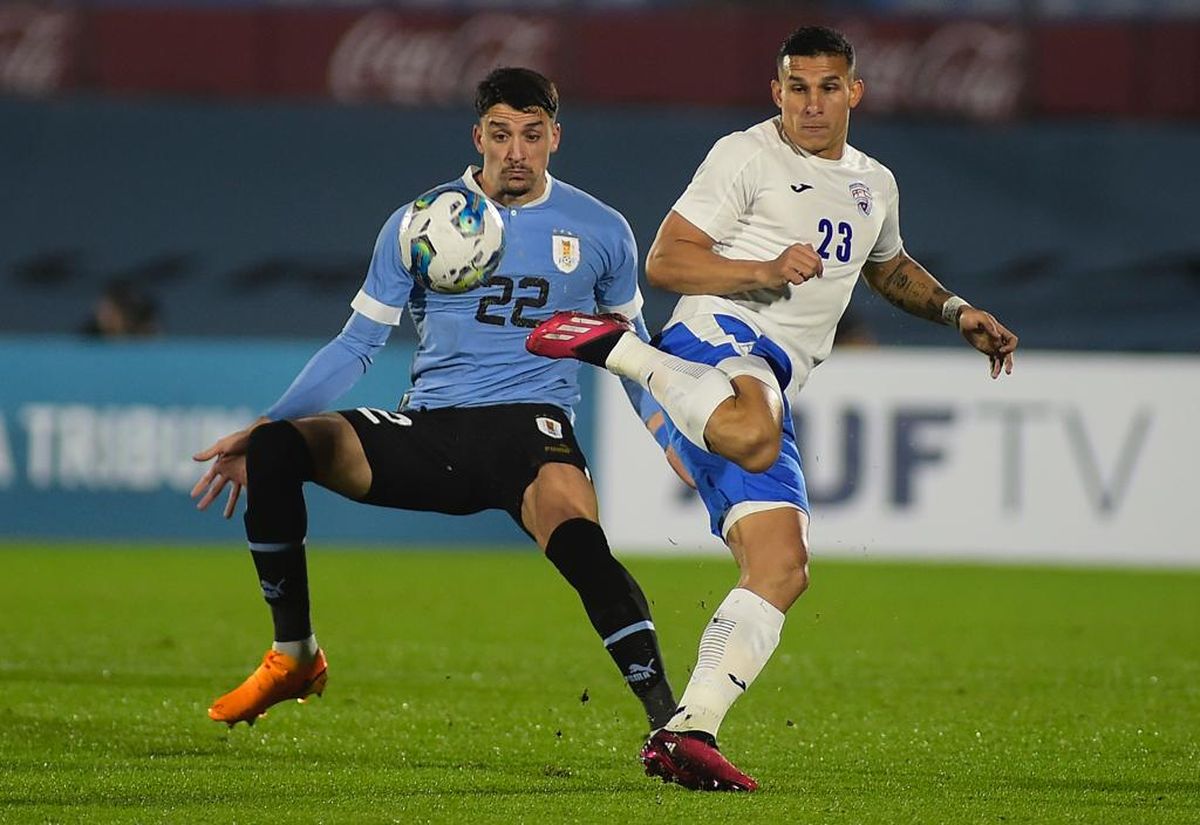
[666,117,903,397]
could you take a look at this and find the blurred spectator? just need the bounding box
[80,279,161,338]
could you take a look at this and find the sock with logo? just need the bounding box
[604,333,734,451]
[243,420,316,646]
[665,587,785,739]
[545,518,676,729]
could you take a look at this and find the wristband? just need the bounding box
[941,296,970,327]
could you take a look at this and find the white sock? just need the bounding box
[605,333,733,451]
[273,634,318,661]
[664,588,784,738]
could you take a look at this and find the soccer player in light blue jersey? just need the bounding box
[190,68,677,745]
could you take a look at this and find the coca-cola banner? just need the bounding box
[562,13,1027,120]
[3,4,1197,120]
[325,11,556,105]
[841,20,1025,121]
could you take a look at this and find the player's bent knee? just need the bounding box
[245,420,315,486]
[740,439,782,474]
[726,424,782,474]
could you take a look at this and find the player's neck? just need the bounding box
[776,118,848,161]
[475,171,549,207]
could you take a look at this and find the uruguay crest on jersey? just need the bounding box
[552,232,580,273]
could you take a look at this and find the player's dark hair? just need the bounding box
[475,67,559,120]
[777,26,855,75]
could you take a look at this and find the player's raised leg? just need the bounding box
[527,312,784,473]
[522,462,678,730]
[208,414,371,726]
[643,506,808,791]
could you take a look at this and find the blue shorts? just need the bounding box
[655,314,809,539]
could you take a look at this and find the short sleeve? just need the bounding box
[867,169,904,263]
[350,207,415,325]
[670,133,760,242]
[595,211,643,318]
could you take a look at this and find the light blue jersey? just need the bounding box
[352,168,643,414]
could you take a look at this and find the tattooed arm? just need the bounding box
[861,251,1020,379]
[860,251,956,324]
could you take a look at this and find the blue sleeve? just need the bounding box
[618,313,663,427]
[264,312,392,421]
[594,211,642,318]
[591,211,658,428]
[349,207,416,326]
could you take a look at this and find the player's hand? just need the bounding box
[958,308,1018,379]
[763,243,824,287]
[191,419,266,518]
[664,446,697,490]
[646,412,697,489]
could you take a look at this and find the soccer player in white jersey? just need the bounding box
[190,68,681,747]
[528,26,1018,791]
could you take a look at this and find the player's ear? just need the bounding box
[549,121,562,154]
[472,123,484,154]
[849,76,864,109]
[771,78,783,110]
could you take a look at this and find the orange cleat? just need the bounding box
[208,648,328,727]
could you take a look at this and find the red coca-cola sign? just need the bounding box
[844,21,1025,120]
[1,3,1194,120]
[0,3,75,96]
[327,12,557,105]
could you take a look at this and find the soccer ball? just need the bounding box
[398,183,506,294]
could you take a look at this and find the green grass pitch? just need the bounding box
[1,544,1197,824]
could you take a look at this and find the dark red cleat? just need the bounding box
[639,730,758,792]
[525,311,633,367]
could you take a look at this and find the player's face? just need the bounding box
[473,104,561,206]
[771,54,863,160]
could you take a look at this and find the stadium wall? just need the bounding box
[595,350,1200,567]
[0,337,602,544]
[3,97,1198,352]
[3,339,1196,566]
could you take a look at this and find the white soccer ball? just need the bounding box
[398,184,506,294]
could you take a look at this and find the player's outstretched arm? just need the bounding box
[646,211,823,295]
[190,311,392,518]
[191,418,268,518]
[861,251,1018,378]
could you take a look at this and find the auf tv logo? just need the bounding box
[787,403,1154,515]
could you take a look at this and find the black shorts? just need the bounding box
[338,403,588,528]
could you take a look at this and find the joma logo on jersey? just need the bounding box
[848,181,873,216]
[552,232,580,273]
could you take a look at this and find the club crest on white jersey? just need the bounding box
[552,232,580,273]
[849,180,873,216]
[536,416,563,439]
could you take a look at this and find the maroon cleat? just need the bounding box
[525,310,633,367]
[639,730,758,792]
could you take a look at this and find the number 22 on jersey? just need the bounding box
[474,276,550,328]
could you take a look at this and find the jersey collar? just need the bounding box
[772,117,850,167]
[461,166,555,208]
